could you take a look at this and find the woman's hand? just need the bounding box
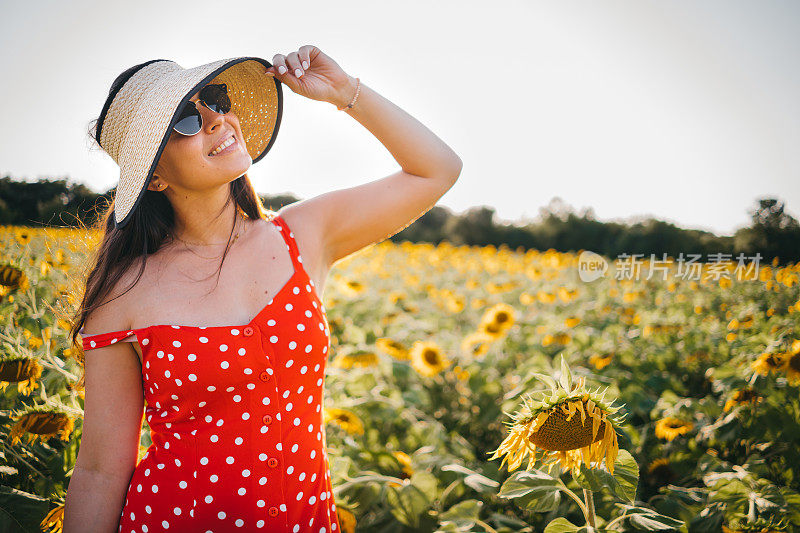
[264,45,358,109]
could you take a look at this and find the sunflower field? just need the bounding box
[1,224,799,533]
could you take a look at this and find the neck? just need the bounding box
[171,197,244,246]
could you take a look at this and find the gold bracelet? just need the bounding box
[337,77,361,111]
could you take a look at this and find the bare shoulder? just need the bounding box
[82,255,148,336]
[275,204,330,289]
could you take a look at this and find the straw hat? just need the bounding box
[95,57,283,229]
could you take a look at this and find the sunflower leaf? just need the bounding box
[497,470,561,512]
[572,449,638,502]
[543,517,587,532]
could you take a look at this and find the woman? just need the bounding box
[63,45,461,533]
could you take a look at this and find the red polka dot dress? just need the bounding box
[79,215,341,533]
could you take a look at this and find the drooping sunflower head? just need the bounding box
[488,355,626,475]
[9,406,74,446]
[0,356,43,395]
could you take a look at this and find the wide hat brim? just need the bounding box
[102,57,282,229]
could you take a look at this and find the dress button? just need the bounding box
[268,457,278,468]
[262,414,273,425]
[243,326,255,337]
[259,371,271,382]
[268,506,278,517]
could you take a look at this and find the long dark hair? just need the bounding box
[68,60,272,386]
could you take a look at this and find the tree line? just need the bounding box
[1,175,798,265]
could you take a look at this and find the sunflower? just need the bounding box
[332,351,379,369]
[410,341,451,377]
[375,337,410,361]
[323,407,364,436]
[41,503,65,533]
[589,352,613,370]
[478,303,516,340]
[0,263,29,292]
[392,451,414,478]
[0,356,43,395]
[9,407,75,446]
[336,507,357,533]
[751,351,787,376]
[341,279,366,297]
[488,356,626,475]
[461,331,496,357]
[654,416,693,441]
[723,387,763,412]
[646,457,677,487]
[782,341,800,385]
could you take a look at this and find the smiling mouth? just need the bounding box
[209,134,236,156]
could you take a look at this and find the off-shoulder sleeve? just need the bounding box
[79,328,139,351]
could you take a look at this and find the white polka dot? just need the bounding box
[231,329,240,335]
[219,344,228,352]
[174,507,182,515]
[162,520,169,528]
[242,412,250,420]
[188,374,197,381]
[297,324,305,331]
[296,491,304,501]
[199,337,208,343]
[291,443,299,453]
[289,341,297,350]
[218,511,226,519]
[235,436,244,445]
[210,475,218,482]
[152,485,159,493]
[200,457,209,465]
[285,303,293,311]
[300,366,307,374]
[188,353,197,361]
[242,469,251,477]
[270,335,279,343]
[226,456,235,464]
[172,341,181,348]
[309,495,316,504]
[257,499,265,507]
[236,519,244,527]
[221,361,229,369]
[238,487,246,495]
[206,495,214,503]
[239,348,246,355]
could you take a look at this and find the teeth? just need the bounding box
[210,136,235,156]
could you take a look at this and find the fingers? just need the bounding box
[266,48,314,80]
[285,51,304,78]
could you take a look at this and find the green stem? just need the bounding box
[583,489,597,531]
[557,480,589,518]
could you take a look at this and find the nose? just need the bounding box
[199,102,227,133]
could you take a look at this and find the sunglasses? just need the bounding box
[172,83,232,136]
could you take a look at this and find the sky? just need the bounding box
[1,0,798,237]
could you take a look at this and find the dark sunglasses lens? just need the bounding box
[200,84,231,114]
[173,104,202,135]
